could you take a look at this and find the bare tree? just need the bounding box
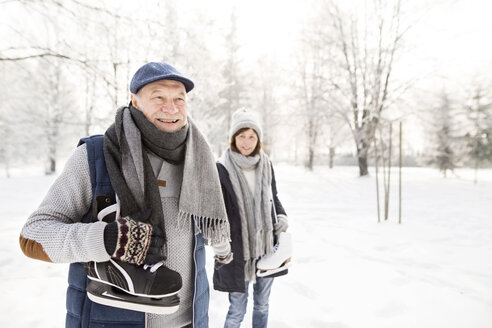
[36,60,79,173]
[254,56,285,155]
[0,0,82,173]
[299,58,323,170]
[325,117,350,168]
[430,91,459,177]
[463,82,492,183]
[296,14,334,170]
[325,0,407,176]
[207,6,248,154]
[0,114,12,177]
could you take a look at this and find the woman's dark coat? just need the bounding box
[213,162,287,293]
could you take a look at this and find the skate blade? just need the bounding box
[257,257,291,271]
[87,275,180,298]
[256,261,291,278]
[87,281,180,314]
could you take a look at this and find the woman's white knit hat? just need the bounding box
[229,109,263,140]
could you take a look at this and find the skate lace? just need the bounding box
[264,244,279,259]
[143,261,164,273]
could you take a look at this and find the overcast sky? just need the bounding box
[192,0,492,87]
[403,0,492,87]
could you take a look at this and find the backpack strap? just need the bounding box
[78,135,116,223]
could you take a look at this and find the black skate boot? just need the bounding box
[86,260,182,314]
[85,196,181,314]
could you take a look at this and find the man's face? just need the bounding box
[131,80,188,133]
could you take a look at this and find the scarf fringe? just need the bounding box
[264,230,274,255]
[245,259,256,283]
[243,234,278,283]
[177,210,231,245]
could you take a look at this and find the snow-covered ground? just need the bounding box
[1,165,491,327]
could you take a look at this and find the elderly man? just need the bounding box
[19,62,231,328]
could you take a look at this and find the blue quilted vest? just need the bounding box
[65,135,209,328]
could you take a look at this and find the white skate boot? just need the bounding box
[256,232,292,277]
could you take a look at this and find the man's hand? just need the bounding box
[104,216,165,265]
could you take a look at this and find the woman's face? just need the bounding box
[235,128,259,156]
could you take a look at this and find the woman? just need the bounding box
[213,109,289,328]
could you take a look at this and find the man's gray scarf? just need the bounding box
[104,106,230,258]
[220,148,274,281]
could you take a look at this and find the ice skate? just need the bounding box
[85,198,181,314]
[256,232,292,278]
[87,279,180,314]
[86,259,182,314]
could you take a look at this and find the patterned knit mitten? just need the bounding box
[104,217,165,265]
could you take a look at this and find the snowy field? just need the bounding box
[1,165,491,327]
